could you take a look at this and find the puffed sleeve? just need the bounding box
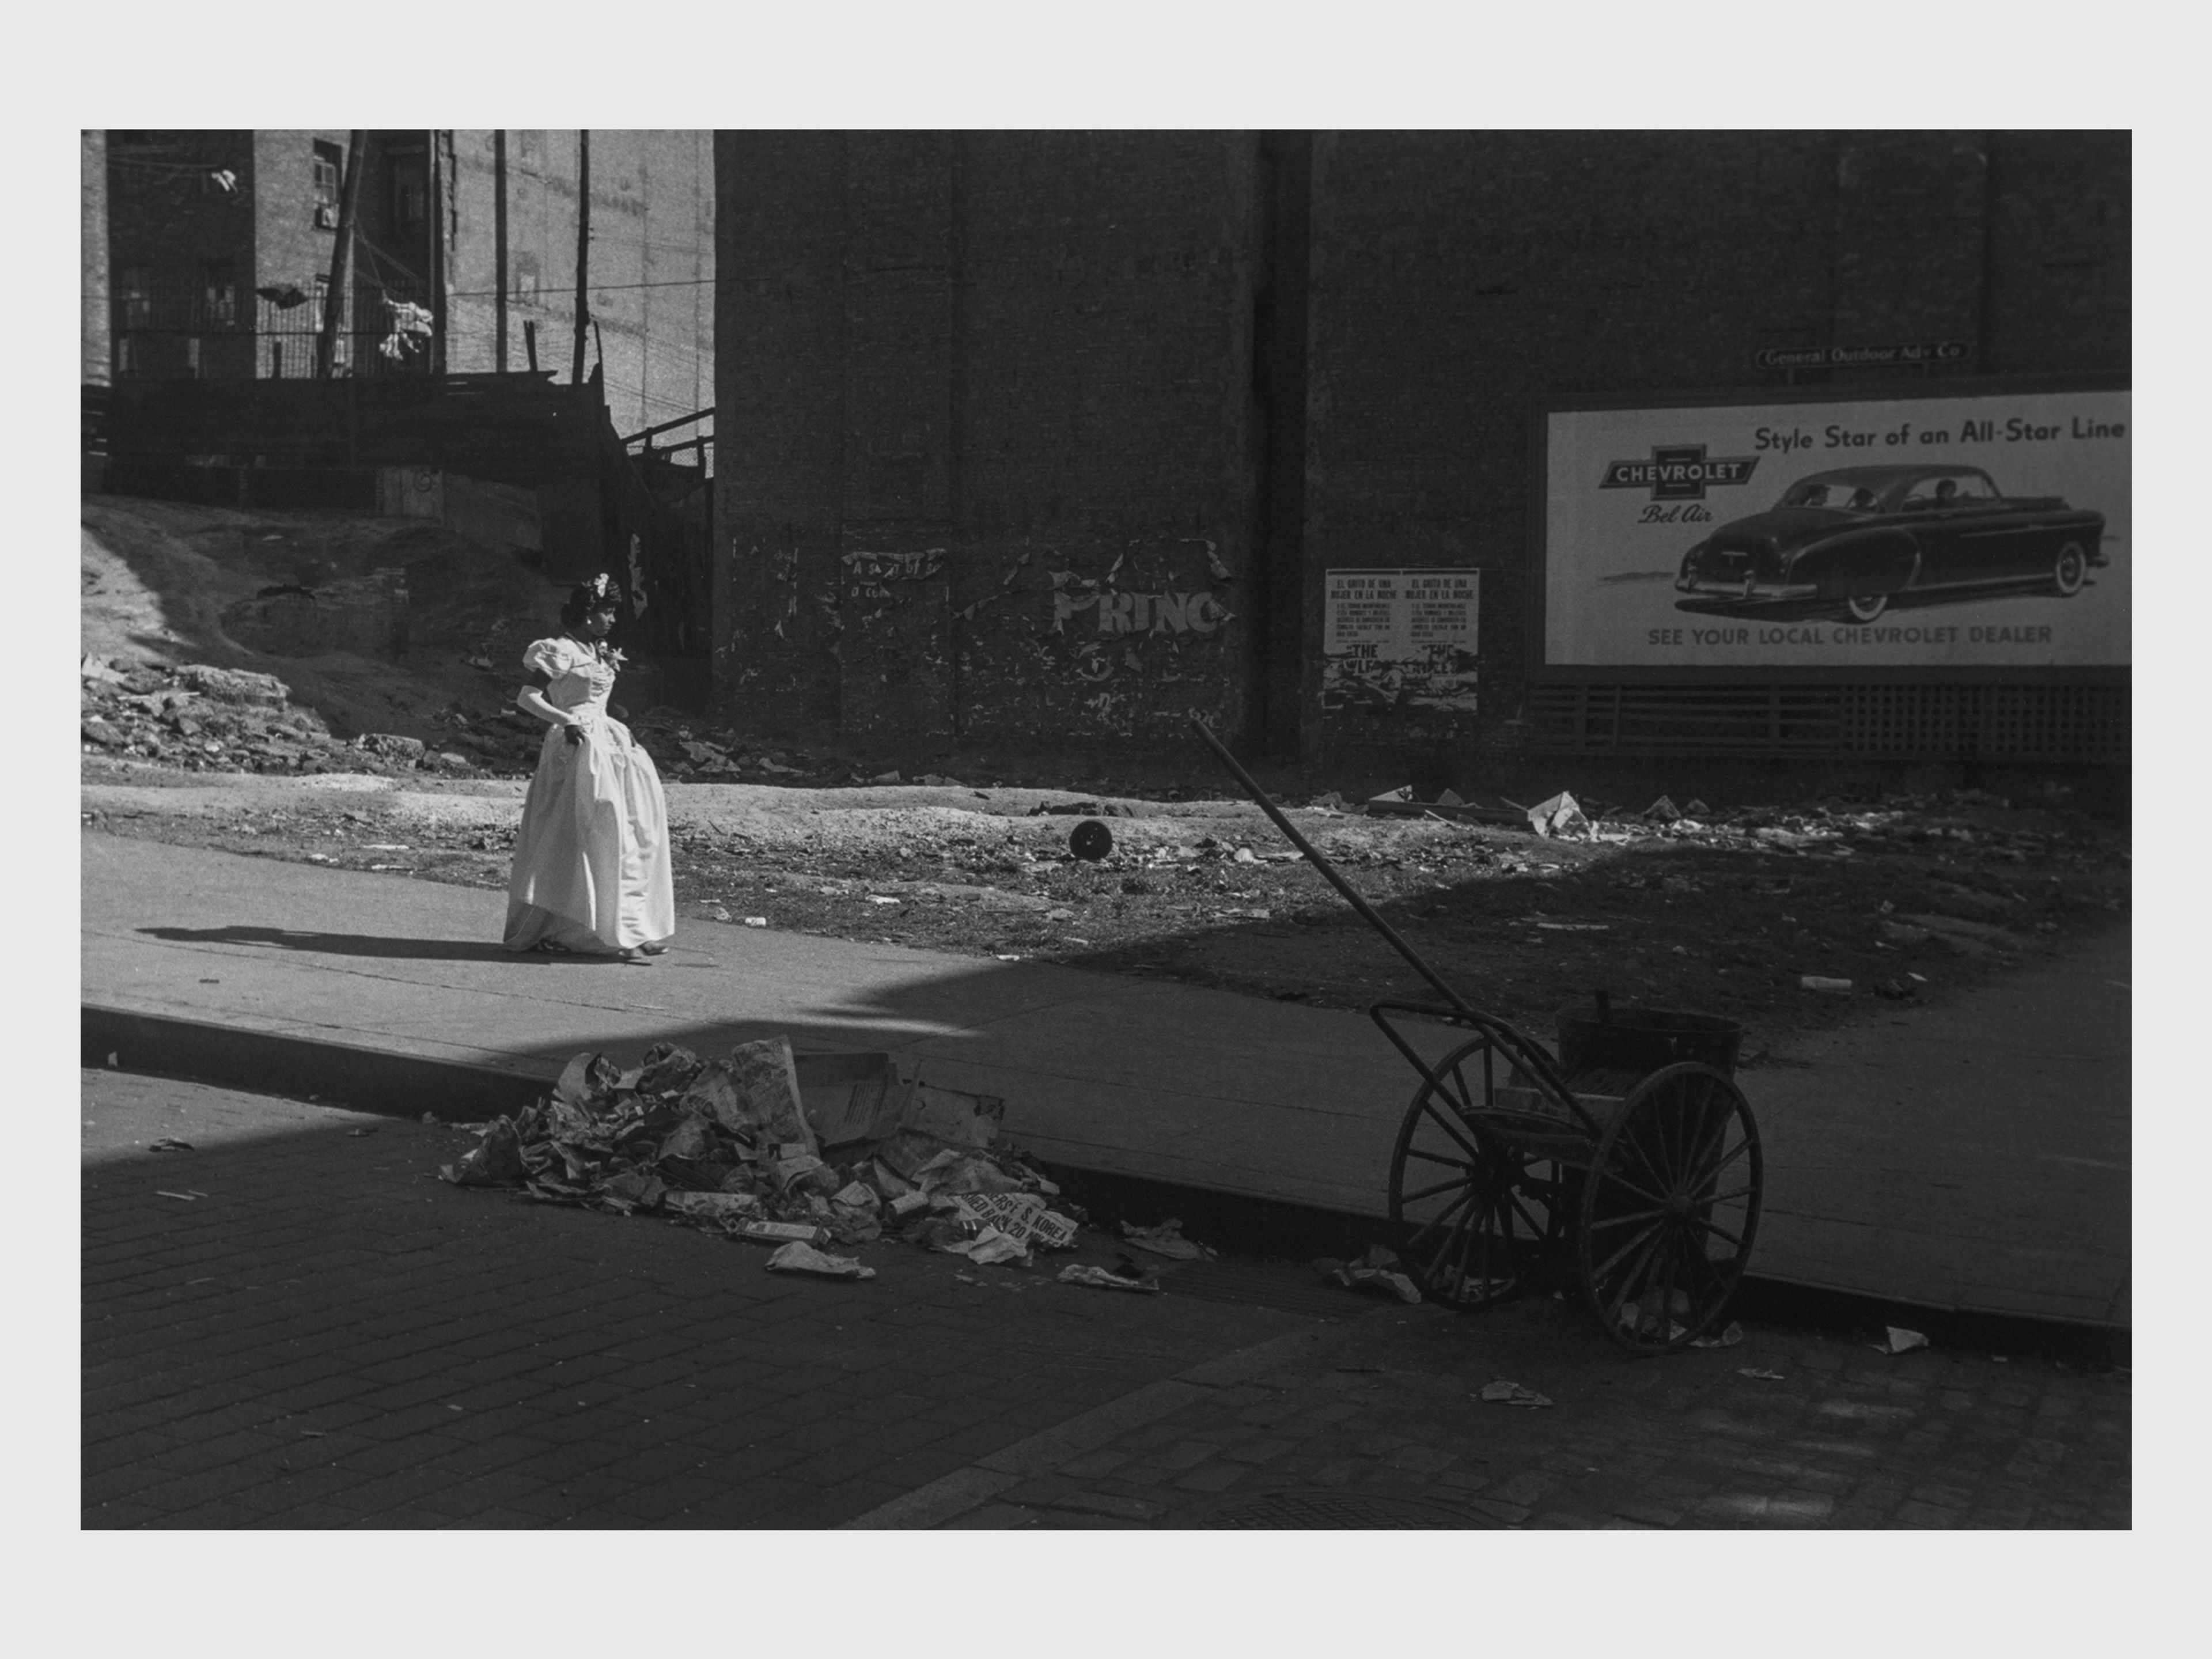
[521,638,575,677]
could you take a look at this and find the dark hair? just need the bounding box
[560,576,620,628]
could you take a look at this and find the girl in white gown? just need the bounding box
[503,575,675,964]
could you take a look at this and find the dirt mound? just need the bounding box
[82,494,568,746]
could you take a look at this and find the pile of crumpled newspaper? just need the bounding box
[440,1036,1083,1278]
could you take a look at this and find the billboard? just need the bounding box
[1322,568,1480,714]
[1537,382,2130,673]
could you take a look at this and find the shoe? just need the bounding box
[616,946,653,965]
[640,942,669,956]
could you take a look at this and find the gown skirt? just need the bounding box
[503,710,675,955]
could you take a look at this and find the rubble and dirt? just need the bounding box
[82,492,2129,1053]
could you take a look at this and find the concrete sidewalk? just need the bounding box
[81,831,2130,1328]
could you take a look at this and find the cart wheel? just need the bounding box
[1577,1061,1762,1354]
[1389,1037,1563,1309]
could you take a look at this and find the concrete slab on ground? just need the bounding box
[81,831,2128,1327]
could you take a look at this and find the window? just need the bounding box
[312,141,343,227]
[390,149,427,236]
[200,260,238,328]
[118,265,153,328]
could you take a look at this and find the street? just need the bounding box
[84,1070,2128,1529]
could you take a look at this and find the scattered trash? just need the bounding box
[1119,1219,1215,1261]
[1880,1326,1930,1355]
[1688,1320,1745,1349]
[743,916,769,928]
[1069,820,1113,861]
[440,1040,1069,1273]
[957,1191,1080,1250]
[155,1190,206,1202]
[346,1128,378,1138]
[420,1112,438,1124]
[1058,1262,1161,1294]
[766,1240,877,1279]
[1872,977,1919,1001]
[1879,920,1933,946]
[1476,1380,1554,1408]
[868,770,903,786]
[106,1052,119,1069]
[1738,1368,1786,1381]
[1799,975,1853,995]
[1525,791,1590,839]
[1315,1246,1423,1304]
[740,1219,824,1245]
[146,1138,194,1153]
[1535,921,1609,933]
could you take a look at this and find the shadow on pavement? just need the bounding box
[138,925,601,965]
[82,1098,1308,1529]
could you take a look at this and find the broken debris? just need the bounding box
[1476,1380,1554,1408]
[1880,1326,1930,1355]
[1119,1219,1215,1262]
[440,1039,1078,1278]
[1315,1245,1423,1305]
[766,1240,877,1280]
[1059,1262,1161,1294]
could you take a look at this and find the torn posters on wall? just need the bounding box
[1321,568,1480,714]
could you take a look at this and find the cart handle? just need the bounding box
[1187,716,1479,1022]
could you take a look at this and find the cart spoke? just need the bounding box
[1584,1205,1667,1233]
[1446,1187,1486,1294]
[1404,1183,1478,1251]
[1592,1166,1670,1210]
[1691,1215,1747,1251]
[1400,1172,1479,1206]
[1508,1191,1551,1242]
[1445,1059,1476,1116]
[1418,1199,1480,1286]
[1699,1185,1755,1207]
[1402,1145,1475,1175]
[1416,1100,1484,1162]
[1685,1134,1752,1192]
[1592,1217,1666,1282]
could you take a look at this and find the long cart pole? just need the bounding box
[1187,717,1478,1023]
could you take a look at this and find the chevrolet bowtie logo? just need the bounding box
[1600,444,1761,501]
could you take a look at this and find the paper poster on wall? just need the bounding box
[1323,568,1480,713]
[1540,387,2130,671]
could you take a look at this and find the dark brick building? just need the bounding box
[713,131,2129,777]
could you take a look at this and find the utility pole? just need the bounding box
[493,130,508,372]
[429,130,447,375]
[316,130,367,379]
[571,128,590,387]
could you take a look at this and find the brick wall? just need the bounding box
[106,131,259,380]
[447,131,714,433]
[82,130,108,385]
[1304,130,2130,762]
[714,131,1258,749]
[710,130,2128,765]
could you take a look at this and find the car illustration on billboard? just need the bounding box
[1672,464,2109,622]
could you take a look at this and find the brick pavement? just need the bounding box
[865,1285,2130,1530]
[81,1070,1308,1528]
[84,1069,2130,1529]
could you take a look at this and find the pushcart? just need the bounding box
[1192,719,1762,1354]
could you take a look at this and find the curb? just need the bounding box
[837,1312,1410,1529]
[81,1003,2130,1365]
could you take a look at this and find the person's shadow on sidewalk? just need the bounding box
[137,925,611,965]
